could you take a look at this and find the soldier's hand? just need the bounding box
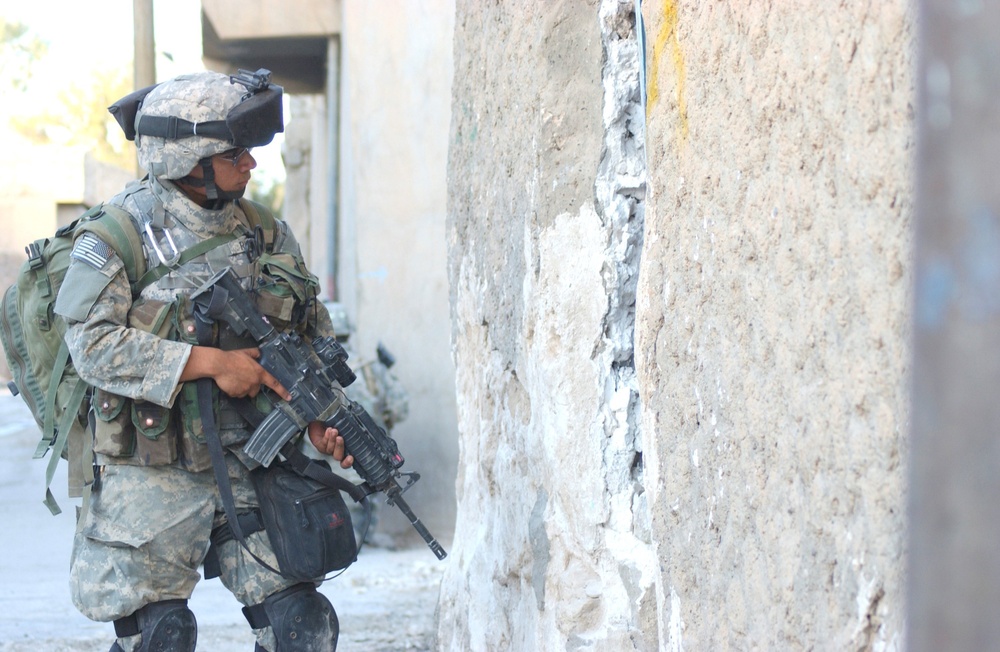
[181,346,291,400]
[308,423,354,468]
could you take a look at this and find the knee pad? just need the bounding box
[113,599,197,652]
[256,583,339,651]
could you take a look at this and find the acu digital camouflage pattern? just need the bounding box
[355,355,409,430]
[321,303,409,432]
[136,71,246,180]
[71,463,291,652]
[58,173,331,472]
[55,150,334,649]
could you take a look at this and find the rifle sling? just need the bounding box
[136,233,240,293]
[194,310,284,577]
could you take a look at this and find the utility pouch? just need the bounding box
[92,389,135,458]
[126,297,179,465]
[250,460,357,580]
[132,400,176,465]
[254,252,319,331]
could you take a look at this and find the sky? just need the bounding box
[1,0,286,182]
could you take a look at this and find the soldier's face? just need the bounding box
[179,148,257,204]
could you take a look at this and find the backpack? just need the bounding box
[0,198,276,515]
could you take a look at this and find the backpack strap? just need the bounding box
[76,204,147,286]
[27,204,146,515]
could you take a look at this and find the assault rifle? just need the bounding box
[191,267,447,560]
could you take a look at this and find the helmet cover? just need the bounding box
[110,70,284,179]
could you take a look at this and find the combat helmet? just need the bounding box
[109,68,283,201]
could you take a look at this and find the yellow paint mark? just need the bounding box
[647,0,689,143]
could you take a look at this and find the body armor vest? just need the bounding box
[90,178,319,471]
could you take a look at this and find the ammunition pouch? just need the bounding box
[91,295,269,468]
[92,240,316,468]
[254,251,320,332]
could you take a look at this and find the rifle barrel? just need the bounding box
[388,490,448,560]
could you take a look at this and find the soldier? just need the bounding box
[306,303,409,545]
[53,70,352,652]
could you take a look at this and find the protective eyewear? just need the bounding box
[217,147,252,166]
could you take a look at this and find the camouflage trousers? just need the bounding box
[70,455,301,651]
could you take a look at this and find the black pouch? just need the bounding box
[250,460,358,580]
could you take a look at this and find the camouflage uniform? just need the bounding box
[53,71,336,652]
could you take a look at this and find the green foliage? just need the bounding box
[0,19,48,92]
[10,67,136,173]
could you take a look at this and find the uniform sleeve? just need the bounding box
[55,238,191,408]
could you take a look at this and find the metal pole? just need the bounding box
[909,1,1000,649]
[327,36,341,299]
[133,0,156,89]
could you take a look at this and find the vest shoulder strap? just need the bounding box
[238,198,277,250]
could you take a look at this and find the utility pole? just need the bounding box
[133,0,155,90]
[909,0,1000,649]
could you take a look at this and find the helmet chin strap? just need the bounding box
[178,157,247,207]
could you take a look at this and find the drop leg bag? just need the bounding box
[192,307,361,583]
[251,459,359,580]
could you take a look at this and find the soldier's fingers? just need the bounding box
[260,371,290,401]
[340,454,354,469]
[329,433,346,459]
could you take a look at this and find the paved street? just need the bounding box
[0,390,447,651]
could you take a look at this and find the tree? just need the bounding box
[11,66,136,173]
[0,19,47,92]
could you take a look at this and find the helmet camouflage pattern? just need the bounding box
[134,72,246,179]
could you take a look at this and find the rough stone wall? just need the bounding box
[638,2,913,649]
[441,1,655,649]
[443,0,913,649]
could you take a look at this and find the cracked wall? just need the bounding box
[440,1,655,649]
[441,0,912,649]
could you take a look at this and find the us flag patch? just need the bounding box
[71,233,115,269]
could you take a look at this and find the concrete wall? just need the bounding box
[337,0,458,541]
[441,0,912,649]
[639,2,912,648]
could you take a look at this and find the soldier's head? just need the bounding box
[109,69,283,205]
